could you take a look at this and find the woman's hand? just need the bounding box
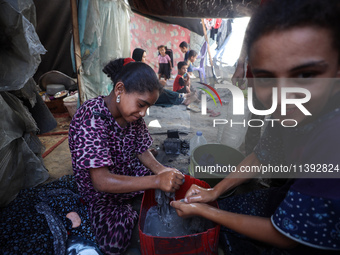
[184,184,218,203]
[170,200,208,218]
[155,168,184,192]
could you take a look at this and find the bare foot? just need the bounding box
[182,98,191,105]
[209,111,221,117]
[183,94,200,105]
[66,212,81,228]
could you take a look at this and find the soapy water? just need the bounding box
[143,189,214,237]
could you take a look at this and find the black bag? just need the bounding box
[165,48,174,67]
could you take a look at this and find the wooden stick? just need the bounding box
[201,19,217,80]
[70,0,84,104]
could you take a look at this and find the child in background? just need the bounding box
[157,45,172,81]
[69,58,184,255]
[133,48,199,106]
[171,0,340,254]
[173,61,191,93]
[187,50,198,78]
[179,41,190,62]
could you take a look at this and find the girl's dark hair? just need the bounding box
[103,58,163,94]
[157,45,166,51]
[246,0,340,57]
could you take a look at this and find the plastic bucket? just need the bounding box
[139,175,220,255]
[189,144,245,188]
[63,94,78,118]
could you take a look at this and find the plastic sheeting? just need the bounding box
[0,0,46,91]
[128,0,261,18]
[0,92,49,207]
[73,0,132,100]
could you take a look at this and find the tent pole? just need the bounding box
[70,0,84,104]
[201,19,218,82]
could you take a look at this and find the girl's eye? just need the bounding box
[293,72,319,84]
[138,103,144,108]
[296,72,317,79]
[254,77,275,86]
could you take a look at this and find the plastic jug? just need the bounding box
[189,131,207,155]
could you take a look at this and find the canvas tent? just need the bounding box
[30,0,261,101]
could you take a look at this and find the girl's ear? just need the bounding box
[114,82,125,96]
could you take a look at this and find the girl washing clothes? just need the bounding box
[68,58,184,255]
[171,0,340,254]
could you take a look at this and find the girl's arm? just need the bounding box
[185,152,262,203]
[90,165,183,193]
[213,152,261,197]
[168,55,172,69]
[137,149,165,174]
[90,167,158,193]
[138,149,184,186]
[170,202,297,249]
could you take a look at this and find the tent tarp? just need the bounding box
[128,0,260,18]
[128,0,260,36]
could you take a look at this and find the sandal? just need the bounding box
[209,111,221,117]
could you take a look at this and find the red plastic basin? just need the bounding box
[138,175,220,255]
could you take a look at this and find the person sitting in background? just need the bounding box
[179,41,190,62]
[132,48,198,106]
[157,45,172,81]
[173,61,191,93]
[186,50,198,78]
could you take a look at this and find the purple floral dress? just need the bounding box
[68,96,153,254]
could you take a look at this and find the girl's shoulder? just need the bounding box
[72,96,110,123]
[80,96,105,110]
[271,180,340,250]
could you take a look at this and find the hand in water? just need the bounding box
[156,168,184,193]
[170,200,203,218]
[184,184,216,203]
